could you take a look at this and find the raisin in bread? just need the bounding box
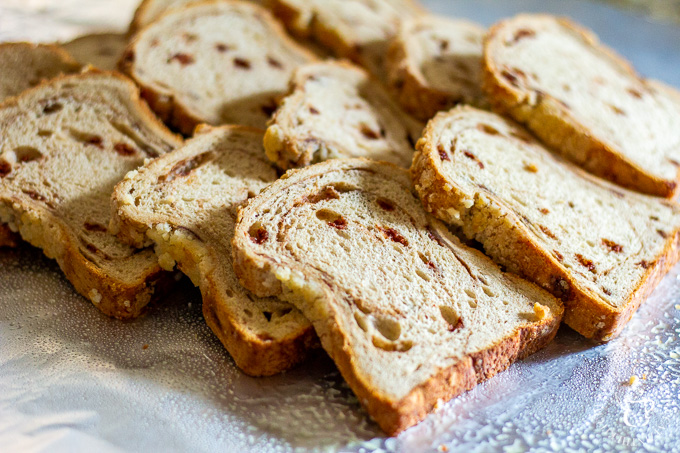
[483,14,680,198]
[264,61,423,170]
[386,15,487,121]
[270,0,425,81]
[120,0,316,134]
[412,106,680,340]
[0,42,81,103]
[232,158,563,434]
[111,125,316,376]
[0,71,182,319]
[62,33,128,71]
[128,0,264,35]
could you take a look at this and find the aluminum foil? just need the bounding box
[1,1,679,452]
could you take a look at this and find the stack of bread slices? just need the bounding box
[2,0,679,436]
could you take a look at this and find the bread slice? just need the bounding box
[412,106,680,340]
[0,42,81,103]
[483,14,680,198]
[0,71,182,319]
[232,158,563,434]
[120,0,316,134]
[128,0,264,35]
[386,15,488,121]
[62,33,128,71]
[264,61,423,170]
[111,125,316,376]
[269,0,426,81]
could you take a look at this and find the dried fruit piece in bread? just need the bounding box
[483,14,680,198]
[63,33,128,71]
[264,61,422,170]
[120,0,316,134]
[412,106,680,340]
[111,125,316,376]
[270,0,426,81]
[0,72,182,318]
[232,158,563,434]
[387,15,487,121]
[0,42,81,103]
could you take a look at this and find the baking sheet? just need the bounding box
[1,1,680,452]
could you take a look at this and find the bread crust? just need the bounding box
[386,17,487,121]
[120,0,318,136]
[0,71,182,319]
[412,106,680,340]
[232,158,563,434]
[483,14,680,198]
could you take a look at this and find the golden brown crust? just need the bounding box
[120,0,318,136]
[411,107,680,340]
[482,15,679,198]
[0,71,182,319]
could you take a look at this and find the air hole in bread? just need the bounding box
[243,308,252,317]
[439,305,462,331]
[37,129,53,138]
[373,316,401,341]
[69,128,104,148]
[113,143,137,156]
[354,312,369,332]
[41,102,63,115]
[415,269,430,282]
[316,209,341,222]
[359,123,382,140]
[13,146,43,163]
[477,124,500,136]
[248,222,268,245]
[263,311,272,322]
[482,286,495,297]
[464,288,475,298]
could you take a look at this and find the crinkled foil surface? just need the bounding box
[1,1,680,452]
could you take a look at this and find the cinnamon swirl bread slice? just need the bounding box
[232,158,562,434]
[0,71,181,318]
[111,125,316,376]
[412,106,680,340]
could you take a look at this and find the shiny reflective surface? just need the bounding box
[1,1,679,451]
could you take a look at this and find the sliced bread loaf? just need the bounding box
[264,61,423,170]
[129,0,264,35]
[412,106,680,340]
[386,15,487,121]
[483,14,680,198]
[270,0,426,81]
[0,42,81,103]
[0,71,182,319]
[232,158,563,434]
[111,125,316,376]
[120,0,316,134]
[62,33,128,71]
